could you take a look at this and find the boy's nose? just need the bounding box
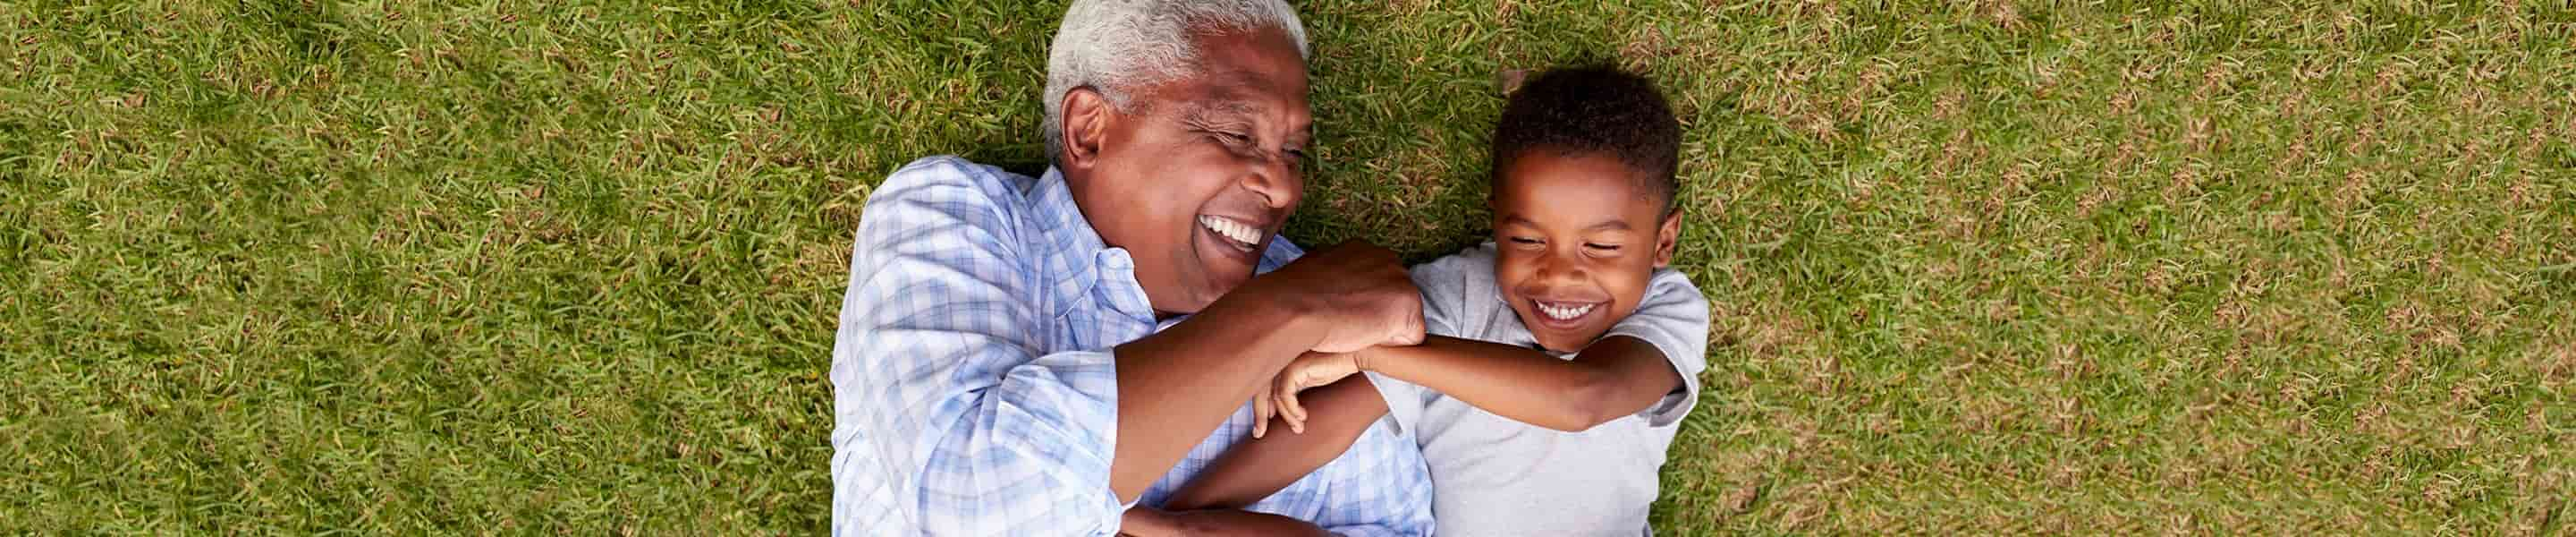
[1533,250,1587,281]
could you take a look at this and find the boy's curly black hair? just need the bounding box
[1489,64,1682,215]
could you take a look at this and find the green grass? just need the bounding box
[5,0,2573,533]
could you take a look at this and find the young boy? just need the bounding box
[1152,65,1710,535]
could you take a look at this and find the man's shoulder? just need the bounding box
[870,156,1038,210]
[849,157,1055,267]
[1256,236,1305,272]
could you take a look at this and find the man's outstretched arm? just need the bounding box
[1119,507,1335,537]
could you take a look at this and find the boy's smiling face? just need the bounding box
[1490,151,1682,353]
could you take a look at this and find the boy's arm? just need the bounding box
[1157,376,1390,511]
[1360,334,1680,432]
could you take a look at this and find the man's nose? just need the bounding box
[1241,155,1301,209]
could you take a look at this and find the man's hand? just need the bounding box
[1247,241,1424,354]
[1254,351,1364,438]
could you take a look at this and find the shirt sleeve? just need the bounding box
[1365,251,1482,435]
[829,158,1124,535]
[1602,268,1712,427]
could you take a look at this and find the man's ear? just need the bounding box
[1653,209,1682,268]
[1059,87,1115,171]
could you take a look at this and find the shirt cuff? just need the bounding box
[1006,348,1130,533]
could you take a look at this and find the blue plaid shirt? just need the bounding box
[830,157,1435,535]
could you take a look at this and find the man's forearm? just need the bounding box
[1122,507,1334,537]
[1161,377,1388,510]
[1365,335,1677,431]
[1108,290,1324,501]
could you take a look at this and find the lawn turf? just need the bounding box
[4,0,2573,533]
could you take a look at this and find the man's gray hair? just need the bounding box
[1042,0,1309,164]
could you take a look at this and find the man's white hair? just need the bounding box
[1042,0,1309,163]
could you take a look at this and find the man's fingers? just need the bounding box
[1394,286,1427,345]
[1387,321,1425,346]
[1377,304,1426,346]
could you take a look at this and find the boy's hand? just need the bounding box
[1253,351,1364,438]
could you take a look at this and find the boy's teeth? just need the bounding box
[1538,302,1596,320]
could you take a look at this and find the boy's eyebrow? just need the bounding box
[1497,214,1634,233]
[1582,220,1633,232]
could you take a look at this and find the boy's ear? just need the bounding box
[1058,87,1115,172]
[1653,210,1682,267]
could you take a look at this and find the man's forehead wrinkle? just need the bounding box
[1176,86,1268,123]
[1204,95,1263,115]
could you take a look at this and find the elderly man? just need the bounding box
[830,1,1435,535]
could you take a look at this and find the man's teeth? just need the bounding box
[1537,302,1597,320]
[1198,216,1261,246]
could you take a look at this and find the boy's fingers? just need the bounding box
[1284,390,1308,423]
[1252,393,1272,439]
[1281,394,1307,434]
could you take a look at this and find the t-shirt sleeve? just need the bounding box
[1362,372,1429,438]
[1407,251,1484,339]
[1367,251,1486,436]
[1602,268,1711,427]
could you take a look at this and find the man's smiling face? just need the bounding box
[1058,26,1311,315]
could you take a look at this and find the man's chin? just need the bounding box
[1205,269,1257,299]
[1194,264,1259,306]
[1146,277,1235,319]
[1150,247,1259,317]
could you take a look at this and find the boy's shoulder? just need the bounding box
[1643,264,1705,304]
[1407,243,1507,337]
[1410,242,1499,278]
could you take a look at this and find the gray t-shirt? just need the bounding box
[1366,243,1710,537]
